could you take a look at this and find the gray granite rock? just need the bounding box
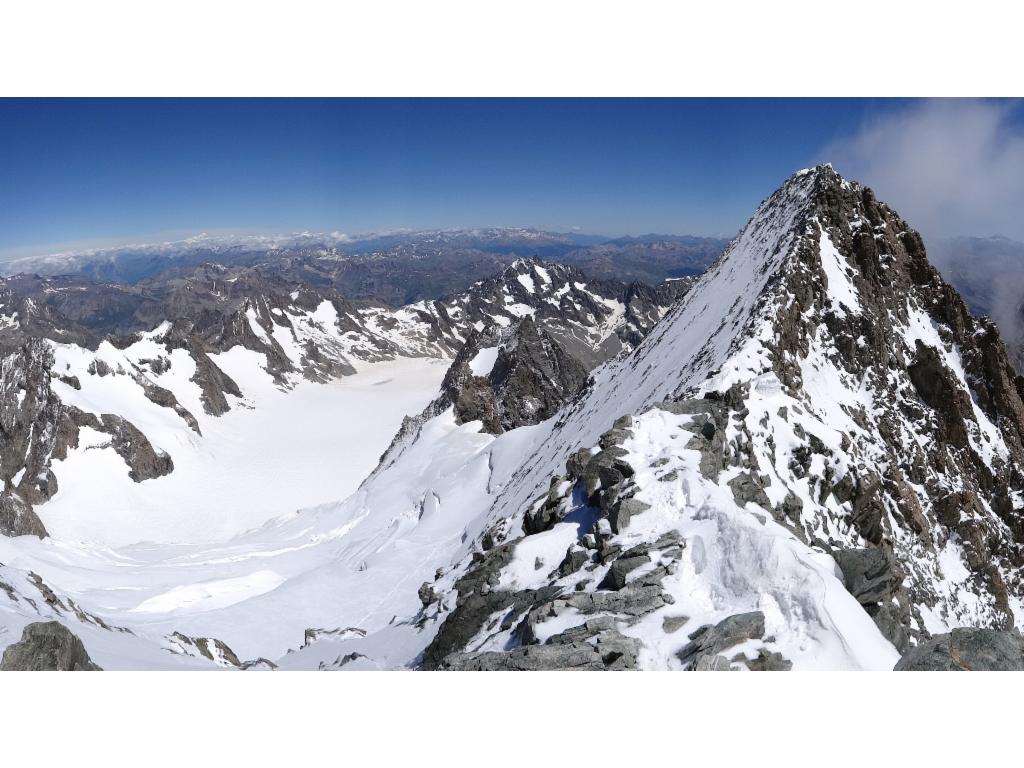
[894,628,1024,671]
[0,621,101,671]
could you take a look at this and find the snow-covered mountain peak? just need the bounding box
[396,166,1024,671]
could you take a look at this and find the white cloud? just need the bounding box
[823,99,1024,240]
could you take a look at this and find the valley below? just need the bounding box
[38,356,448,546]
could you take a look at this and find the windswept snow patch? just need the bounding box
[817,223,860,317]
[132,571,286,614]
[468,346,500,377]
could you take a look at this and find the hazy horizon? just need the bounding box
[4,98,1024,260]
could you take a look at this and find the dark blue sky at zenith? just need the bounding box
[0,97,935,257]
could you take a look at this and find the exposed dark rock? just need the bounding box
[662,615,690,634]
[189,346,243,416]
[523,477,568,535]
[907,341,974,450]
[557,546,591,578]
[683,414,727,480]
[727,471,771,510]
[0,621,101,670]
[565,448,593,479]
[745,649,794,671]
[678,611,766,669]
[133,373,201,434]
[240,657,279,670]
[444,317,589,435]
[567,583,667,617]
[168,631,242,668]
[1,340,67,516]
[833,547,899,606]
[694,654,733,671]
[849,474,886,545]
[654,398,724,418]
[581,448,632,501]
[28,571,68,613]
[418,582,436,607]
[775,491,804,527]
[599,428,632,450]
[598,555,649,591]
[440,630,640,671]
[894,628,1024,671]
[302,626,367,647]
[421,541,564,670]
[608,497,649,534]
[447,612,642,671]
[0,492,46,538]
[71,411,174,482]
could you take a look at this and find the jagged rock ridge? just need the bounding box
[399,166,1024,670]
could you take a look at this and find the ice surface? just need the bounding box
[39,356,448,547]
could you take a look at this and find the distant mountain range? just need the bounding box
[0,228,729,305]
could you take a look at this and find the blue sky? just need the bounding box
[3,97,1012,258]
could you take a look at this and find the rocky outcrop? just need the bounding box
[62,409,174,483]
[420,541,562,670]
[0,492,46,538]
[421,429,683,670]
[441,317,589,435]
[440,628,640,670]
[189,344,242,416]
[832,547,915,651]
[133,371,200,434]
[1,340,65,509]
[894,628,1024,671]
[675,612,790,671]
[0,621,101,670]
[166,632,242,668]
[302,627,367,647]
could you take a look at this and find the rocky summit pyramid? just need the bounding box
[379,164,1024,671]
[4,165,1024,671]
